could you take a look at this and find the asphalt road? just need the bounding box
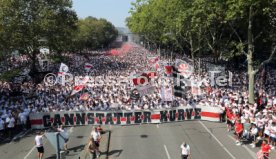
[108,121,276,159]
[0,126,93,159]
[1,121,276,159]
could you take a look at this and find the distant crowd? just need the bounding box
[0,43,275,156]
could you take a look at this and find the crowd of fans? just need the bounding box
[0,43,275,157]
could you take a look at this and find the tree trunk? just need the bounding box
[189,33,195,68]
[31,49,38,73]
[247,5,255,104]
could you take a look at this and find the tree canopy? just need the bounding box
[127,0,276,103]
[127,0,275,62]
[73,16,118,52]
[0,0,118,72]
[0,0,78,54]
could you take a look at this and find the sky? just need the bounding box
[72,0,135,28]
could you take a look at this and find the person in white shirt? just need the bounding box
[91,127,102,158]
[250,124,258,148]
[180,142,190,159]
[256,116,265,140]
[6,115,15,139]
[35,131,44,159]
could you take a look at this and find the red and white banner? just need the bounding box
[29,106,221,129]
[71,76,89,96]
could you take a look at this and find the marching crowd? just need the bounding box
[0,43,275,158]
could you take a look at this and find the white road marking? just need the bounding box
[163,145,171,159]
[69,127,74,133]
[156,124,159,128]
[23,145,36,159]
[227,135,256,158]
[23,127,74,159]
[198,121,236,159]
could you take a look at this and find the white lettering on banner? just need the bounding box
[29,106,221,129]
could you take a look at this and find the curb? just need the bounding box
[12,129,32,141]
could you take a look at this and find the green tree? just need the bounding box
[127,0,276,103]
[226,0,276,103]
[73,17,118,52]
[0,0,78,72]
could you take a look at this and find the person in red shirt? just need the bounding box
[226,108,234,132]
[235,119,243,146]
[261,140,271,159]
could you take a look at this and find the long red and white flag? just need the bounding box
[71,76,90,96]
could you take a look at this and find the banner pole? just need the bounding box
[56,133,61,159]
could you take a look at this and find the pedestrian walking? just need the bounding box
[91,127,102,158]
[87,137,96,159]
[180,142,190,159]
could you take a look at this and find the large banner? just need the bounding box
[30,106,221,129]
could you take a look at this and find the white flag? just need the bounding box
[59,63,69,73]
[57,63,69,86]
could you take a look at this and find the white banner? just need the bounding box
[29,106,221,129]
[161,87,173,101]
